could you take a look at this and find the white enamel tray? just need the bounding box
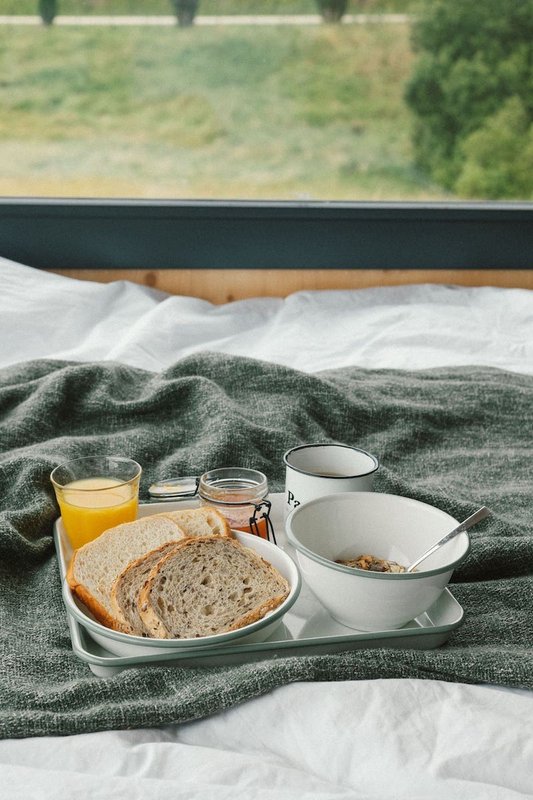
[54,494,465,677]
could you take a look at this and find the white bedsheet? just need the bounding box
[2,257,532,375]
[2,257,533,799]
[3,682,533,799]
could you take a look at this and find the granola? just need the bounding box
[336,554,406,573]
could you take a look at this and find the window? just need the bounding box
[1,1,532,204]
[0,2,531,274]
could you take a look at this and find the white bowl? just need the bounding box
[59,528,301,658]
[285,492,469,632]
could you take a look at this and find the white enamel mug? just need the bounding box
[283,443,379,516]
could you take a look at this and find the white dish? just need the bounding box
[55,507,301,658]
[286,491,470,632]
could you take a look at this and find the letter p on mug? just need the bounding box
[283,443,379,517]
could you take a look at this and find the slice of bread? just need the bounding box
[67,515,187,632]
[137,536,290,639]
[109,506,233,634]
[110,541,181,636]
[158,506,232,539]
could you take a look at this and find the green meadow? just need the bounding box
[0,17,448,200]
[0,1,423,15]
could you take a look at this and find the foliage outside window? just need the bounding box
[38,0,57,24]
[172,0,199,26]
[316,0,348,23]
[405,0,533,199]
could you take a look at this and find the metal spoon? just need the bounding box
[406,506,490,573]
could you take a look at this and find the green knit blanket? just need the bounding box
[1,354,532,739]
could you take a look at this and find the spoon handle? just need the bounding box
[406,506,490,573]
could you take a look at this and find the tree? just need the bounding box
[316,1,348,24]
[172,0,199,27]
[405,0,533,198]
[39,0,57,25]
[455,97,533,199]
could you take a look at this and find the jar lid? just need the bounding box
[148,476,199,500]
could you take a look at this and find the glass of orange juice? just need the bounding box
[50,456,142,549]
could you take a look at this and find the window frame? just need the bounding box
[0,198,532,271]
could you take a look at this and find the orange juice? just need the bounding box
[58,476,139,549]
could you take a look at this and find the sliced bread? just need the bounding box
[109,540,181,636]
[109,506,233,634]
[158,506,232,539]
[137,536,290,639]
[67,515,187,632]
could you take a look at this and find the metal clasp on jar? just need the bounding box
[249,500,276,545]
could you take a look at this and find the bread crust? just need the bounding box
[226,594,288,632]
[66,552,130,632]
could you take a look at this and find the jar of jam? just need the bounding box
[198,467,275,543]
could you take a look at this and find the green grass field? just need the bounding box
[0,1,424,16]
[0,18,449,201]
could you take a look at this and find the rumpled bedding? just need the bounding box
[1,257,532,376]
[1,257,533,800]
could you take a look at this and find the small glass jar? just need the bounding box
[198,467,275,543]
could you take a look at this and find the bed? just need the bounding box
[1,251,532,799]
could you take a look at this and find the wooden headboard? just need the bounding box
[47,268,533,303]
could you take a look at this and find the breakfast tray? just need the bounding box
[55,494,464,677]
